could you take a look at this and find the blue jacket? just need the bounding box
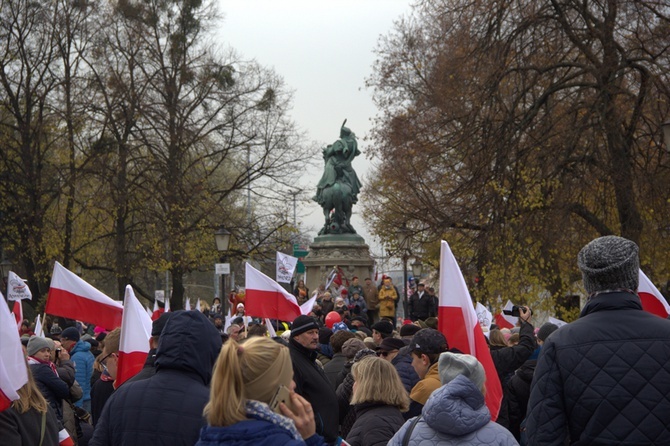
[392,346,419,393]
[30,361,69,422]
[90,310,222,446]
[526,291,670,445]
[70,340,95,405]
[389,375,518,446]
[197,419,325,446]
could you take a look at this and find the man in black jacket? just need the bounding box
[527,236,670,445]
[89,310,222,446]
[289,315,339,444]
[408,283,435,321]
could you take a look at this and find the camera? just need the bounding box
[503,305,532,317]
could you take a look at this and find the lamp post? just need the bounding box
[214,226,231,316]
[397,223,412,318]
[0,258,12,295]
[411,260,423,283]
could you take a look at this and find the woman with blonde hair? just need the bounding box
[345,356,409,446]
[0,361,59,445]
[196,336,326,446]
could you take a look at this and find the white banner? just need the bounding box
[476,302,493,334]
[7,271,32,301]
[276,252,298,284]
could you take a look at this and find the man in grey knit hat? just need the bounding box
[526,235,670,445]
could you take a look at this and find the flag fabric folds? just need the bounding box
[116,285,152,387]
[437,240,503,421]
[245,263,302,321]
[6,271,32,301]
[34,315,45,338]
[46,262,123,330]
[638,269,670,318]
[0,292,28,411]
[11,300,23,328]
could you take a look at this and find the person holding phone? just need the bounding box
[197,336,326,446]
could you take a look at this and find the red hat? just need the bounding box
[340,289,348,295]
[403,319,413,325]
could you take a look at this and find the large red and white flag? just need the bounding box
[116,285,152,387]
[438,240,503,420]
[0,292,28,411]
[638,269,670,318]
[11,300,23,328]
[494,300,518,330]
[7,271,32,301]
[46,262,123,330]
[245,263,302,321]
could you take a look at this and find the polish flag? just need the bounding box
[11,300,22,328]
[46,262,123,330]
[0,291,28,412]
[116,285,152,387]
[151,299,163,321]
[184,298,191,311]
[245,263,301,321]
[34,314,45,338]
[299,292,318,316]
[58,428,75,445]
[638,269,670,318]
[438,240,503,420]
[265,318,277,337]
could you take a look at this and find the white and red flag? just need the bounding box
[638,269,670,318]
[11,300,23,328]
[7,271,32,301]
[245,263,302,321]
[437,240,503,421]
[46,262,123,330]
[0,291,28,412]
[116,285,152,387]
[494,300,518,330]
[34,314,45,338]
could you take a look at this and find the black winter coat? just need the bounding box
[346,403,405,446]
[392,346,420,393]
[489,320,535,387]
[30,361,70,423]
[289,338,339,444]
[0,405,59,446]
[89,310,222,446]
[336,372,355,438]
[322,353,347,391]
[408,291,435,321]
[527,292,670,445]
[497,358,535,440]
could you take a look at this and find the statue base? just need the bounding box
[303,234,374,294]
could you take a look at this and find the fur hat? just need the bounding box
[291,315,319,337]
[27,336,54,357]
[578,235,639,294]
[537,322,559,342]
[438,352,485,389]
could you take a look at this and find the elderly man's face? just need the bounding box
[293,328,319,350]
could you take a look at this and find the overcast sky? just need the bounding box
[214,0,414,255]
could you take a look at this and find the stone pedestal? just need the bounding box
[303,234,374,293]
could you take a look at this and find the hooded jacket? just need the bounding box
[526,291,670,445]
[89,310,222,446]
[70,340,95,405]
[389,375,518,446]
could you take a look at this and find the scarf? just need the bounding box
[28,356,59,376]
[245,400,302,440]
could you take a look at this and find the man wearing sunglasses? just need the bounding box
[376,337,405,362]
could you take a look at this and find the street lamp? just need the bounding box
[397,223,412,317]
[411,260,423,281]
[662,121,670,152]
[214,226,232,316]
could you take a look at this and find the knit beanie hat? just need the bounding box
[27,336,54,356]
[318,327,333,345]
[578,235,639,294]
[60,327,81,342]
[371,320,394,337]
[399,323,422,338]
[342,338,366,359]
[438,352,485,390]
[353,348,377,363]
[537,322,559,342]
[291,315,319,337]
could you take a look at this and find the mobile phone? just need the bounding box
[269,385,293,414]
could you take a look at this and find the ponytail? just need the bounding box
[203,339,246,426]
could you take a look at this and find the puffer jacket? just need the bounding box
[526,291,670,445]
[393,345,420,393]
[389,375,518,446]
[70,340,95,406]
[89,310,222,446]
[345,402,405,446]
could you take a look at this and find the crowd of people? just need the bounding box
[3,235,670,445]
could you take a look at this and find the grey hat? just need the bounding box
[438,352,485,389]
[342,338,366,359]
[27,336,54,357]
[410,328,448,354]
[537,322,559,342]
[578,236,639,294]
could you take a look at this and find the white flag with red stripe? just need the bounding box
[58,427,75,445]
[7,271,32,301]
[0,291,28,411]
[245,263,301,321]
[116,285,152,387]
[494,300,518,329]
[46,262,123,330]
[438,240,503,421]
[638,269,670,318]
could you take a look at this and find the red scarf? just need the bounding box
[28,356,59,376]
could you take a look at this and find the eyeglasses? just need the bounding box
[378,350,398,357]
[99,352,115,366]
